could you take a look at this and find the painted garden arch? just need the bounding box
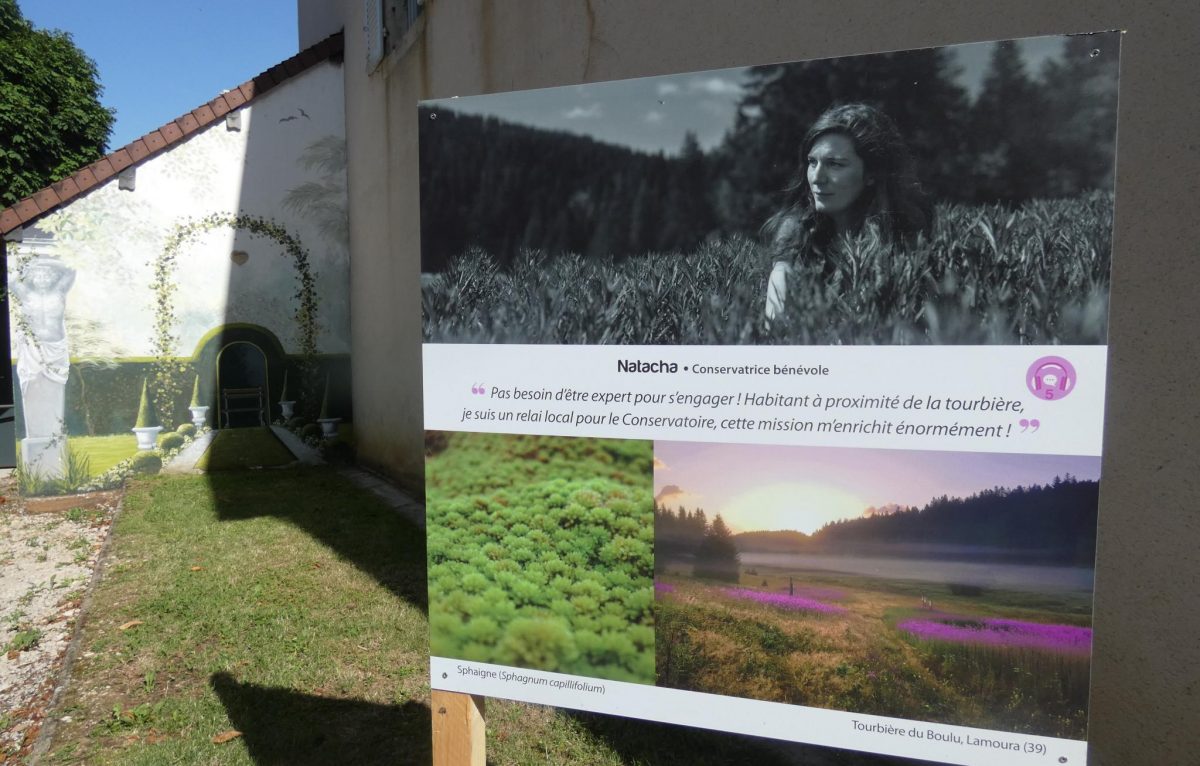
[150,213,318,425]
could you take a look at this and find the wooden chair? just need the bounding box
[221,387,265,428]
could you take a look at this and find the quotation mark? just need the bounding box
[470,383,487,396]
[1018,418,1041,432]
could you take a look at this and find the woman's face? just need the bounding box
[806,132,868,227]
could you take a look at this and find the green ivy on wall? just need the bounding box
[150,213,319,426]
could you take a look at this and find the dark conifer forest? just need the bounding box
[680,477,1101,566]
[419,35,1119,273]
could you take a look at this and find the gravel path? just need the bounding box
[0,478,118,762]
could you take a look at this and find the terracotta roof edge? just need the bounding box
[0,29,345,235]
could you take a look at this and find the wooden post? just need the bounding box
[432,690,486,766]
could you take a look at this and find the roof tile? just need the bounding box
[281,57,303,77]
[91,158,115,182]
[74,168,98,193]
[297,48,320,68]
[33,188,61,213]
[108,149,133,173]
[238,80,256,102]
[252,74,275,95]
[15,199,41,222]
[52,177,81,199]
[192,104,217,127]
[208,95,232,117]
[1,208,21,234]
[224,87,248,109]
[176,113,200,136]
[159,122,183,144]
[143,131,167,152]
[127,139,151,163]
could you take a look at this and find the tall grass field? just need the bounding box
[656,568,1091,739]
[423,194,1111,345]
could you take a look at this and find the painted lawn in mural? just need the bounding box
[15,435,138,476]
[61,435,139,475]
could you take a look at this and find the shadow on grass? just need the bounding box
[207,466,428,613]
[200,465,923,764]
[211,672,432,765]
[199,427,302,472]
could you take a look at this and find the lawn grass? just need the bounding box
[42,468,430,765]
[42,469,917,765]
[194,427,296,471]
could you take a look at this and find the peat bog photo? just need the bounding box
[653,442,1100,738]
[419,33,1118,345]
[425,432,656,683]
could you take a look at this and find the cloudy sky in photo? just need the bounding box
[654,442,1100,535]
[422,35,1071,155]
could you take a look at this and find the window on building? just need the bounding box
[364,0,425,71]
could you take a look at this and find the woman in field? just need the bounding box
[764,103,931,322]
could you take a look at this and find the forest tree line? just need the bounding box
[654,504,740,582]
[420,34,1118,273]
[734,476,1100,565]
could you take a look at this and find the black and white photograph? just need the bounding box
[418,33,1119,345]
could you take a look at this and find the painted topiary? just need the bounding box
[158,432,185,452]
[318,373,332,420]
[177,423,197,438]
[189,375,202,408]
[300,423,321,441]
[135,378,159,429]
[130,451,163,475]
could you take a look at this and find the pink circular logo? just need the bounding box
[1027,356,1076,401]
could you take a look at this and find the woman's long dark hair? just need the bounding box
[766,103,931,268]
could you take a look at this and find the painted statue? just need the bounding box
[12,258,75,477]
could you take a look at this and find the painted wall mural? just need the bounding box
[7,61,351,491]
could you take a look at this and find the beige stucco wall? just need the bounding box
[331,1,1200,763]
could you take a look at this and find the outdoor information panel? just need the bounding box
[419,32,1118,765]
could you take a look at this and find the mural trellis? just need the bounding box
[150,213,319,426]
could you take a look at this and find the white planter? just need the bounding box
[132,426,163,451]
[189,405,209,429]
[279,401,296,419]
[317,417,342,439]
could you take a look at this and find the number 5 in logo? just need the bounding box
[1027,356,1077,401]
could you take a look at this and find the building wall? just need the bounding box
[331,1,1200,763]
[8,60,349,437]
[298,0,343,49]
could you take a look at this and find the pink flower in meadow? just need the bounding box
[898,614,1092,654]
[721,587,846,614]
